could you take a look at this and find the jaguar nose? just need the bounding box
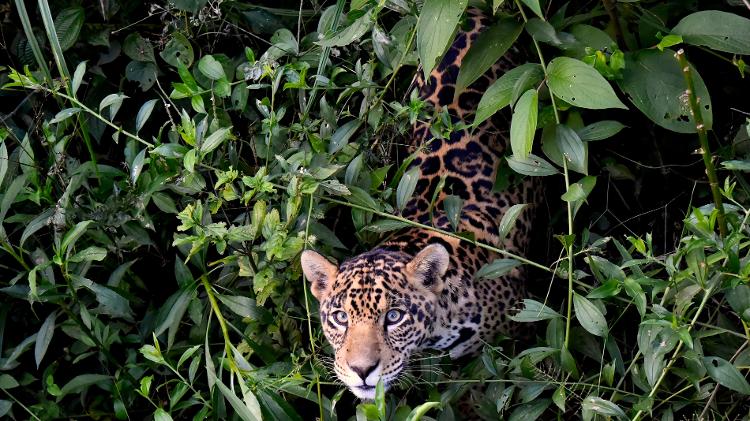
[350,360,380,381]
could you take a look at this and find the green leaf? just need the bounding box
[456,18,523,92]
[365,219,413,233]
[672,11,750,55]
[0,374,19,390]
[34,312,56,368]
[573,293,608,337]
[656,34,683,51]
[126,60,158,91]
[576,120,626,141]
[510,299,562,322]
[131,148,147,184]
[136,99,158,133]
[198,55,225,80]
[54,7,84,51]
[405,401,441,421]
[547,57,627,110]
[0,142,6,187]
[581,396,628,420]
[200,127,232,155]
[542,124,587,175]
[99,93,128,120]
[499,203,528,240]
[703,356,750,395]
[123,33,155,62]
[153,408,173,421]
[618,49,712,133]
[71,60,86,96]
[475,259,521,279]
[510,89,538,159]
[68,246,107,263]
[417,0,468,79]
[49,107,81,124]
[210,374,261,421]
[57,374,111,399]
[507,153,559,176]
[317,9,374,47]
[328,120,361,154]
[60,220,93,254]
[443,194,463,231]
[475,63,543,127]
[216,294,263,319]
[160,32,194,67]
[0,400,11,417]
[518,0,543,19]
[396,167,420,211]
[508,399,550,421]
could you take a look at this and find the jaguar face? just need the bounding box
[300,244,449,399]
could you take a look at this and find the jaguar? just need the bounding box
[301,8,540,400]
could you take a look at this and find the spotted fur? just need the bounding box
[301,9,541,400]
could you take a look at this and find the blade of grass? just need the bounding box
[14,0,53,83]
[38,0,99,179]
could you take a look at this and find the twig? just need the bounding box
[674,49,728,238]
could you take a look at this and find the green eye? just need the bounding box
[332,311,348,325]
[385,309,405,325]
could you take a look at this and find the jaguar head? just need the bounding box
[300,244,449,399]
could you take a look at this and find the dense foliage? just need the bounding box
[1,0,750,419]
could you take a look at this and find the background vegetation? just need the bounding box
[1,0,750,419]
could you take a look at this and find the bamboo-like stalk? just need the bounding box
[674,49,728,238]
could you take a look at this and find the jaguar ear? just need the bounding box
[301,250,338,300]
[406,244,449,293]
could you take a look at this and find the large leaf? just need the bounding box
[507,153,559,176]
[703,356,750,395]
[618,49,712,134]
[474,63,543,127]
[456,18,523,92]
[541,124,588,175]
[54,7,84,51]
[417,0,468,79]
[396,167,420,210]
[317,9,374,47]
[510,89,538,159]
[57,374,111,399]
[547,57,627,110]
[475,259,521,279]
[160,32,194,67]
[510,299,562,322]
[34,312,56,368]
[672,11,750,55]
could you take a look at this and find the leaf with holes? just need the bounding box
[417,0,468,79]
[703,356,750,395]
[160,32,194,67]
[619,49,712,133]
[672,11,750,55]
[547,57,627,110]
[456,18,523,92]
[123,33,155,62]
[510,89,538,159]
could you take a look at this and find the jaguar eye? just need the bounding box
[385,309,405,325]
[332,311,348,326]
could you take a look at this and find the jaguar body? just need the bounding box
[301,9,540,399]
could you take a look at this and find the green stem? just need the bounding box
[302,194,324,421]
[562,159,574,350]
[201,275,238,372]
[674,49,727,238]
[319,194,552,273]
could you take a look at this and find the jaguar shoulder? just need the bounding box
[301,8,541,400]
